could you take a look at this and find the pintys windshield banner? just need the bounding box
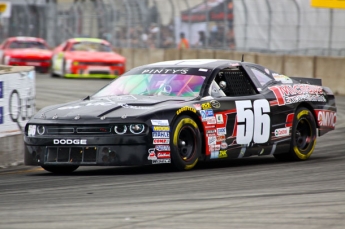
[0,69,36,137]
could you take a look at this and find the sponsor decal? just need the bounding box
[176,106,197,115]
[201,102,212,110]
[193,104,201,110]
[0,81,3,98]
[216,135,226,142]
[152,158,171,164]
[216,114,223,124]
[200,109,214,120]
[152,131,170,138]
[8,88,35,131]
[210,151,219,159]
[155,145,171,151]
[205,125,216,129]
[206,117,216,124]
[268,84,325,106]
[153,126,170,131]
[220,142,228,149]
[53,139,87,145]
[142,69,188,74]
[272,74,293,84]
[153,139,170,144]
[157,152,170,159]
[151,119,169,126]
[208,136,217,145]
[206,129,216,135]
[219,150,227,158]
[274,127,290,137]
[147,148,157,160]
[217,127,226,135]
[209,144,221,151]
[316,110,336,128]
[210,100,221,109]
[199,68,208,72]
[0,107,3,124]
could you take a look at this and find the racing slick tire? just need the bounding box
[50,69,59,78]
[41,165,79,174]
[170,116,201,171]
[274,107,317,161]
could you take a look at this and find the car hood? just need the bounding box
[65,51,125,62]
[35,95,193,121]
[5,49,52,58]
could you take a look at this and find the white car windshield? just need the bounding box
[93,74,205,97]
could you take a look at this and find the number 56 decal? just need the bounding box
[235,99,270,145]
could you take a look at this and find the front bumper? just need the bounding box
[24,144,150,166]
[24,135,155,166]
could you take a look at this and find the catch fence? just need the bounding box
[1,0,345,56]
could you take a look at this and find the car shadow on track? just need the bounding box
[28,154,328,177]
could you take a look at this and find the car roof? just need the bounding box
[8,36,46,42]
[144,59,244,69]
[68,38,109,44]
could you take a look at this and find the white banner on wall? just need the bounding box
[0,68,36,137]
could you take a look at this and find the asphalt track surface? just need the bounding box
[0,74,344,229]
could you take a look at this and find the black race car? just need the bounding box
[24,59,337,173]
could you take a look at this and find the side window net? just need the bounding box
[218,70,257,96]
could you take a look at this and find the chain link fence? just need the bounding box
[1,0,345,56]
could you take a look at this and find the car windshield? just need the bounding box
[9,41,47,49]
[93,74,205,98]
[70,42,112,52]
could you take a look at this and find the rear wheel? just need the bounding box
[41,165,79,174]
[274,107,316,161]
[170,116,201,171]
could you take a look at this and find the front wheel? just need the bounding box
[274,107,317,161]
[41,165,79,174]
[170,116,201,171]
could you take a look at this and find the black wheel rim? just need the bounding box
[177,126,196,161]
[295,118,312,153]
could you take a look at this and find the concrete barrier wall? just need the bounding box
[0,135,24,168]
[181,49,198,59]
[133,49,152,68]
[284,55,315,78]
[256,53,284,73]
[198,49,215,59]
[315,56,345,95]
[121,48,134,70]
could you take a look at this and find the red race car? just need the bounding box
[0,36,52,73]
[51,38,126,78]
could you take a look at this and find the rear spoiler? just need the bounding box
[290,77,322,86]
